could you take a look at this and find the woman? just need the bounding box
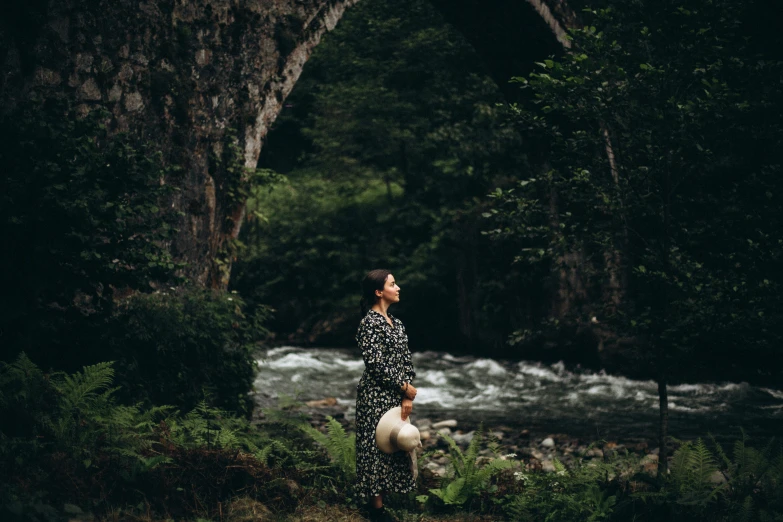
[355,269,418,522]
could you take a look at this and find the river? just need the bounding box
[253,346,783,443]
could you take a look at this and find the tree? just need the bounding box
[233,0,531,352]
[489,0,783,473]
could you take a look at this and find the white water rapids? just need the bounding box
[253,347,783,441]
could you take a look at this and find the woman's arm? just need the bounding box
[401,398,413,420]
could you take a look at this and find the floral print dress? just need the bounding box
[355,309,416,498]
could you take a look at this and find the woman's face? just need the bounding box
[376,274,401,304]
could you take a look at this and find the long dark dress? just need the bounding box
[354,309,416,498]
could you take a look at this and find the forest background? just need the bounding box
[2,0,783,520]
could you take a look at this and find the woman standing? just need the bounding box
[355,269,418,522]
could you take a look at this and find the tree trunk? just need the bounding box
[657,377,669,476]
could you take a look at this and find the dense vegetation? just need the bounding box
[0,100,267,414]
[1,0,782,519]
[232,0,530,354]
[233,0,783,390]
[3,356,782,521]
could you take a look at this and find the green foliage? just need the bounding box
[0,99,181,369]
[234,0,529,354]
[302,416,357,479]
[104,288,270,414]
[500,454,623,521]
[626,433,783,521]
[422,429,513,509]
[669,439,722,505]
[0,354,308,521]
[488,0,783,383]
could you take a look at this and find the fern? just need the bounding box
[54,361,117,412]
[302,416,356,478]
[670,438,721,506]
[428,428,512,508]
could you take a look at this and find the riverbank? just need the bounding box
[257,398,667,479]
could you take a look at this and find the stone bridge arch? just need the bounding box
[1,0,576,287]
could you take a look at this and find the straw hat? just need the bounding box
[375,406,422,454]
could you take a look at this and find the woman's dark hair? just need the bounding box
[360,269,392,316]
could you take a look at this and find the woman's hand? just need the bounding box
[401,398,413,420]
[402,382,417,400]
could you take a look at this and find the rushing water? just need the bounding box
[253,346,783,442]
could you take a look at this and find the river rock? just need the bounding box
[419,430,431,441]
[425,461,447,477]
[541,437,555,448]
[490,431,505,440]
[416,418,432,430]
[541,460,557,473]
[585,448,604,459]
[641,454,659,474]
[305,397,338,407]
[432,419,458,429]
[708,470,727,484]
[452,431,475,445]
[475,456,493,467]
[437,427,452,437]
[640,454,658,464]
[530,449,545,461]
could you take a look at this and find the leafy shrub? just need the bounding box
[630,434,783,521]
[0,354,303,521]
[104,288,271,414]
[0,99,180,371]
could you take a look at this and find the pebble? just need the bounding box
[419,430,431,441]
[437,427,452,437]
[541,437,555,448]
[432,419,458,429]
[425,461,447,477]
[640,454,659,464]
[452,431,475,445]
[541,460,557,473]
[585,448,604,459]
[417,418,432,430]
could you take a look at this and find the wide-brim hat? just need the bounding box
[375,406,422,454]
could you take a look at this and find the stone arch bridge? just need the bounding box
[1,0,578,286]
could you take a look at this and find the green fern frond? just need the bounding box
[709,433,732,468]
[54,361,116,412]
[439,431,466,475]
[302,416,356,477]
[474,456,513,484]
[690,438,718,482]
[739,495,754,522]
